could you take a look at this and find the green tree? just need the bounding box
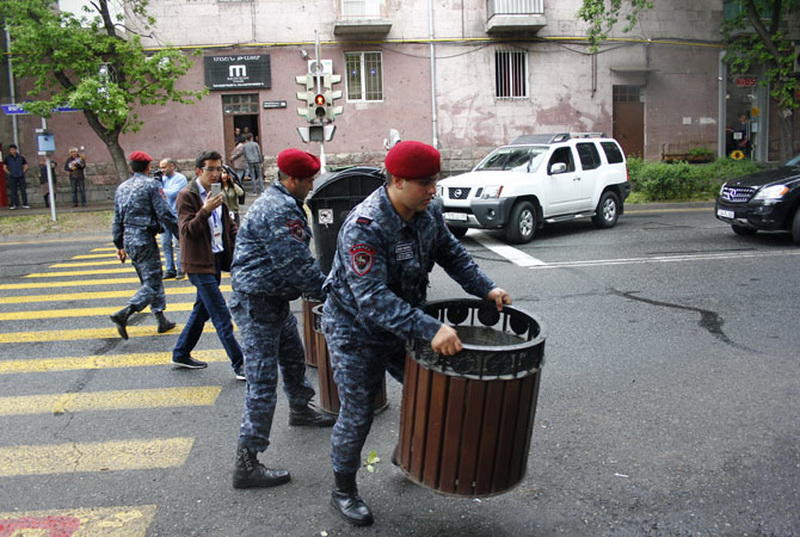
[0,0,205,182]
[578,0,799,160]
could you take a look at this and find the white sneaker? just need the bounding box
[22,205,30,209]
[8,206,16,210]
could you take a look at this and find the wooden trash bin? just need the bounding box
[301,297,322,368]
[312,304,389,416]
[398,299,546,497]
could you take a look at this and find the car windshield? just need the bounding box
[474,146,548,172]
[785,154,800,166]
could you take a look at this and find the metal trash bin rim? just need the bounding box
[409,299,546,380]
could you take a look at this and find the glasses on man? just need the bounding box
[203,166,224,172]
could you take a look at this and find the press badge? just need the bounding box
[395,241,415,261]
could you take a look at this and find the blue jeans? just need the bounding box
[160,229,181,273]
[246,162,263,194]
[172,268,243,370]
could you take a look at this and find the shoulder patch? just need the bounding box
[285,219,306,242]
[158,187,167,200]
[350,243,376,276]
[355,216,373,226]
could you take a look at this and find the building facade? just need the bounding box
[4,0,798,195]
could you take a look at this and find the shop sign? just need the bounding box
[734,76,757,87]
[204,55,271,90]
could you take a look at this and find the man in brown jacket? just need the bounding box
[171,150,245,379]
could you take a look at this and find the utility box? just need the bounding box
[306,166,385,274]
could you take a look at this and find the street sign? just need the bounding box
[262,100,287,109]
[1,104,81,115]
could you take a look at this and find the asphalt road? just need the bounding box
[0,203,798,537]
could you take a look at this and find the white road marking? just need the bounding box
[527,249,800,270]
[467,230,547,267]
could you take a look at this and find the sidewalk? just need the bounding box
[0,201,116,218]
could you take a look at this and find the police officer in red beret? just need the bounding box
[228,148,335,490]
[321,141,511,526]
[110,151,180,338]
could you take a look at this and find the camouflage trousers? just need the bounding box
[322,298,405,474]
[229,291,316,452]
[125,234,165,314]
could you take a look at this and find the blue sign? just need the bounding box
[0,104,81,115]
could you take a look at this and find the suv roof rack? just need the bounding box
[511,132,607,145]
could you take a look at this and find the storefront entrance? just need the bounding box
[222,94,261,160]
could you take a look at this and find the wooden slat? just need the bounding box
[302,300,319,368]
[399,357,420,468]
[492,379,522,492]
[508,373,537,481]
[316,335,339,414]
[410,365,432,479]
[474,380,505,495]
[456,380,487,495]
[438,376,467,493]
[422,371,448,487]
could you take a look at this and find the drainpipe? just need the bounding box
[5,27,19,147]
[717,50,726,160]
[428,0,438,148]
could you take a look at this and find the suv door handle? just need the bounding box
[573,177,581,181]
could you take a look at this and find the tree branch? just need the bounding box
[743,0,782,61]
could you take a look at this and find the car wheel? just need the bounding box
[792,208,800,245]
[592,190,620,229]
[731,224,757,236]
[505,201,537,244]
[448,226,468,239]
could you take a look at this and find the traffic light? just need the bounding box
[296,69,343,125]
[322,74,343,122]
[295,73,318,122]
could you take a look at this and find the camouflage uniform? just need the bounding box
[230,181,326,452]
[322,185,496,474]
[112,172,178,314]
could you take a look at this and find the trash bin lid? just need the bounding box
[308,166,386,202]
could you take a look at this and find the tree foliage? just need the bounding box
[0,0,205,181]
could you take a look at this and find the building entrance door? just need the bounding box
[612,85,644,158]
[222,94,261,161]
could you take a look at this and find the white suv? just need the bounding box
[437,133,631,243]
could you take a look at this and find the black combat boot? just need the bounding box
[331,471,374,526]
[232,445,291,489]
[109,305,136,339]
[154,311,176,333]
[289,404,336,427]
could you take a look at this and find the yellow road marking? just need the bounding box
[0,235,108,246]
[91,247,118,252]
[0,285,231,304]
[51,259,140,267]
[0,386,222,416]
[0,277,156,290]
[26,267,138,277]
[72,253,119,259]
[0,438,195,476]
[0,324,233,344]
[0,505,156,537]
[0,302,198,321]
[0,350,226,374]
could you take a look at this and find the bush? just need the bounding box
[626,157,762,201]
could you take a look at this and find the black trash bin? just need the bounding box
[306,166,386,274]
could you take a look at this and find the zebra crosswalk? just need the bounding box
[0,240,237,536]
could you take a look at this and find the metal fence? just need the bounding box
[487,0,544,17]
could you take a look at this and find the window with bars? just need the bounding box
[495,50,527,99]
[345,51,383,101]
[612,85,641,103]
[222,94,259,114]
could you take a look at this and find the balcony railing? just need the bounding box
[335,0,391,36]
[487,0,544,18]
[341,0,384,18]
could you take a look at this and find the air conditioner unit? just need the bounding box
[308,59,334,75]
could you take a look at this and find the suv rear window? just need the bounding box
[600,141,624,163]
[576,142,602,170]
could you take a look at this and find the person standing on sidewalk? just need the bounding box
[158,158,188,279]
[171,150,244,379]
[242,133,264,196]
[3,144,29,210]
[110,151,179,339]
[64,147,87,207]
[228,148,335,490]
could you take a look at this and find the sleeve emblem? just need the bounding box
[350,243,376,276]
[286,219,306,242]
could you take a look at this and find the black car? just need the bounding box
[715,154,800,244]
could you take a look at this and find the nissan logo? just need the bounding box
[454,189,462,198]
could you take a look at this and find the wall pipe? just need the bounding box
[428,0,438,148]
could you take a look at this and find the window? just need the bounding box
[600,141,624,163]
[576,142,602,170]
[495,50,527,99]
[222,94,259,115]
[548,147,575,173]
[612,85,641,103]
[345,52,383,101]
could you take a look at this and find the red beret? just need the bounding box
[128,151,154,162]
[277,149,321,179]
[385,141,440,180]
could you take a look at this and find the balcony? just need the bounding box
[334,0,392,37]
[486,0,546,34]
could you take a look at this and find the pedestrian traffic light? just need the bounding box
[322,74,343,122]
[295,73,319,122]
[296,70,343,124]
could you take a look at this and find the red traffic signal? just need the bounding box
[314,94,326,106]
